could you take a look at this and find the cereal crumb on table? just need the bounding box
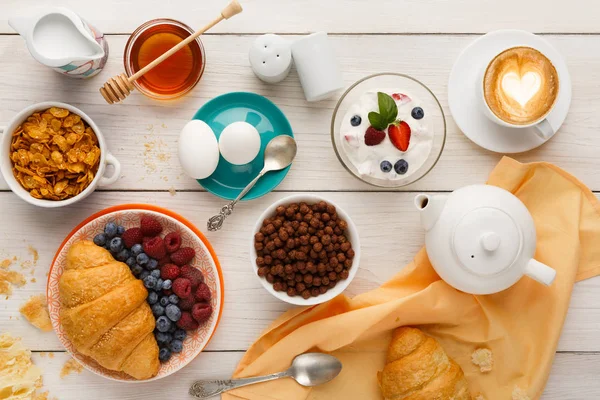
[61,357,84,378]
[471,347,493,372]
[512,386,530,400]
[20,294,53,332]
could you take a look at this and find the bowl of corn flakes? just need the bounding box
[0,102,121,207]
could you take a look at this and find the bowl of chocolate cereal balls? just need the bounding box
[251,194,360,305]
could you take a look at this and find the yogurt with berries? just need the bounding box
[340,90,433,180]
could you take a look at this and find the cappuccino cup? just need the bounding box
[478,46,560,139]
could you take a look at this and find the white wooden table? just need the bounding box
[1,1,600,398]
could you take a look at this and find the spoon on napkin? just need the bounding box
[189,353,342,398]
[207,135,297,231]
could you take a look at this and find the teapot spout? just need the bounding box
[525,259,556,286]
[414,194,447,231]
[8,15,32,37]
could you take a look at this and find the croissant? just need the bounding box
[59,241,160,380]
[378,327,471,400]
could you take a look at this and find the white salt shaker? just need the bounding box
[291,32,343,102]
[249,34,293,84]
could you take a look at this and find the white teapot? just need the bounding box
[415,184,556,294]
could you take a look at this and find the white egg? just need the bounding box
[178,120,220,179]
[218,121,261,165]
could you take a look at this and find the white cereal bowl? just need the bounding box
[251,194,361,306]
[0,101,121,208]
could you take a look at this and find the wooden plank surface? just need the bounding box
[1,35,600,192]
[0,0,598,34]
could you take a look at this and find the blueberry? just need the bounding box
[109,237,124,253]
[131,264,143,276]
[350,115,362,127]
[151,303,165,317]
[165,304,181,322]
[168,324,177,333]
[143,275,157,289]
[169,339,183,353]
[158,347,171,362]
[125,257,136,268]
[173,329,187,341]
[155,332,172,346]
[117,225,126,236]
[150,269,161,279]
[156,316,172,333]
[163,279,172,290]
[146,259,158,270]
[116,249,130,262]
[394,159,409,175]
[136,253,149,266]
[411,107,424,120]
[93,233,107,247]
[104,222,118,238]
[139,269,150,280]
[147,291,159,305]
[159,296,170,307]
[380,160,392,173]
[131,244,143,256]
[168,294,179,304]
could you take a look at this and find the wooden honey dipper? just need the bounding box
[100,0,243,104]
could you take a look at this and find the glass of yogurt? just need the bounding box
[331,73,446,187]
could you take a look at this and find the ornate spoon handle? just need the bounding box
[189,371,289,398]
[207,169,266,232]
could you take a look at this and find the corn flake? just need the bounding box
[10,108,101,201]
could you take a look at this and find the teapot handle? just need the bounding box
[525,259,556,286]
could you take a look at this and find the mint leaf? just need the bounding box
[377,92,398,124]
[368,112,387,131]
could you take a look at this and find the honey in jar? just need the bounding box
[124,19,205,100]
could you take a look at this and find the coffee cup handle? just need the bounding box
[99,152,121,187]
[534,118,555,140]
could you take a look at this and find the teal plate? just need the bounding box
[194,92,294,201]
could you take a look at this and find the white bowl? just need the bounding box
[251,194,361,306]
[0,101,121,207]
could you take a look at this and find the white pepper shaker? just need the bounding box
[291,32,343,102]
[249,34,293,84]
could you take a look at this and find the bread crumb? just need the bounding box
[48,352,54,359]
[0,332,43,399]
[31,277,37,283]
[28,245,39,264]
[0,258,12,269]
[20,294,53,332]
[169,186,177,196]
[471,348,493,372]
[60,357,84,378]
[0,268,27,296]
[512,386,530,400]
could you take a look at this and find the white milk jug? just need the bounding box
[9,7,108,78]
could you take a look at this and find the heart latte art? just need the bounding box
[484,47,559,125]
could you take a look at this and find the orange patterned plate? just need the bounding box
[47,204,224,382]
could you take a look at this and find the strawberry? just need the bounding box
[194,282,211,303]
[172,277,192,298]
[143,236,166,259]
[176,311,199,330]
[391,93,411,104]
[388,121,411,152]
[160,263,181,281]
[170,247,195,266]
[121,228,143,249]
[364,126,386,146]
[191,303,213,324]
[164,232,182,254]
[140,216,163,237]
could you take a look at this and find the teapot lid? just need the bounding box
[452,207,522,276]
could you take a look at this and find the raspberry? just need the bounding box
[172,277,192,298]
[140,216,163,237]
[121,228,143,249]
[164,232,182,254]
[364,126,386,146]
[180,265,204,289]
[170,247,195,266]
[143,236,152,245]
[178,295,195,311]
[191,303,212,324]
[143,236,166,259]
[176,311,199,330]
[160,264,181,281]
[157,255,171,266]
[194,282,211,303]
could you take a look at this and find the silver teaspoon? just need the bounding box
[207,135,297,231]
[189,352,342,398]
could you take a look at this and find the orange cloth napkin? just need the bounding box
[224,157,600,400]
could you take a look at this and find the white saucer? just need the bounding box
[448,30,572,154]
